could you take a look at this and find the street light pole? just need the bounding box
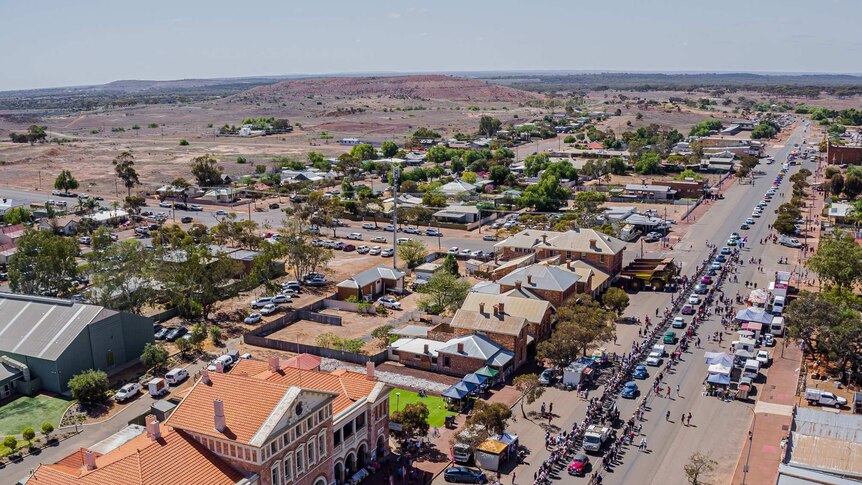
[741,405,756,485]
[392,166,400,271]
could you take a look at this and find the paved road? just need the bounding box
[431,123,808,485]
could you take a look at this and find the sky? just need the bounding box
[1,0,861,91]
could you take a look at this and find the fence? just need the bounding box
[147,307,178,323]
[323,298,375,314]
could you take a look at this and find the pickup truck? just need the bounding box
[805,388,847,408]
[582,425,612,453]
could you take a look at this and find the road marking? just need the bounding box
[754,401,793,416]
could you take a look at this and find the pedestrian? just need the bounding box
[666,410,670,421]
[666,386,671,398]
[541,402,546,416]
[512,472,516,485]
[640,438,647,451]
[549,402,553,415]
[687,412,692,425]
[676,384,680,396]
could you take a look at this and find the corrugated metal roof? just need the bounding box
[462,292,550,325]
[795,407,862,444]
[0,293,105,361]
[450,309,528,336]
[498,264,581,292]
[789,433,862,478]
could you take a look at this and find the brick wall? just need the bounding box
[437,351,490,376]
[827,143,862,165]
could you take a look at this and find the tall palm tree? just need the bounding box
[113,151,140,197]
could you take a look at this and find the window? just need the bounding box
[296,445,305,475]
[318,430,327,458]
[318,409,324,422]
[333,429,342,447]
[230,444,236,457]
[307,436,316,464]
[271,463,281,485]
[216,441,223,454]
[355,412,366,429]
[343,421,354,439]
[600,254,606,263]
[307,417,313,431]
[284,452,294,483]
[105,350,115,367]
[271,441,278,455]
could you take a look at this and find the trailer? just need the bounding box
[147,378,168,398]
[618,258,678,291]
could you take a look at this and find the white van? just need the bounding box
[165,368,189,385]
[770,316,785,336]
[743,359,760,380]
[771,296,786,315]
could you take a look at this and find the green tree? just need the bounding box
[209,325,223,345]
[489,165,511,185]
[67,369,110,407]
[380,141,398,158]
[426,144,451,164]
[689,119,723,137]
[538,297,615,368]
[524,153,551,177]
[773,213,798,236]
[606,156,627,175]
[41,422,54,440]
[603,287,630,316]
[350,144,377,161]
[412,127,441,140]
[416,271,472,314]
[807,231,862,289]
[3,436,16,452]
[155,243,239,319]
[54,169,79,194]
[21,427,35,447]
[674,169,703,181]
[390,402,430,439]
[467,401,511,435]
[140,343,169,372]
[3,206,31,225]
[634,153,662,175]
[442,254,459,276]
[513,373,545,418]
[112,151,140,197]
[397,239,428,269]
[478,115,502,136]
[830,173,845,196]
[461,171,478,184]
[179,139,189,146]
[9,229,79,296]
[190,154,223,186]
[87,239,156,313]
[845,174,862,198]
[518,175,569,211]
[371,325,394,346]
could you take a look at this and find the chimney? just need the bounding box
[268,355,280,372]
[423,344,430,354]
[589,239,597,250]
[214,399,226,432]
[366,361,375,380]
[457,342,464,354]
[201,368,211,384]
[146,415,161,441]
[515,281,522,290]
[216,361,225,373]
[567,261,573,270]
[479,302,485,314]
[498,302,505,315]
[542,234,547,244]
[527,274,533,285]
[85,450,97,471]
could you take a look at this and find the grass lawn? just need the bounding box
[0,395,73,436]
[389,389,455,427]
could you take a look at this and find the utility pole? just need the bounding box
[392,166,400,270]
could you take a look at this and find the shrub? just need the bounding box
[67,369,109,407]
[179,139,189,146]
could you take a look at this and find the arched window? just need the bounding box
[313,476,327,485]
[271,460,282,485]
[296,444,306,476]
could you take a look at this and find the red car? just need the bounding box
[681,305,695,315]
[700,275,713,285]
[343,244,356,252]
[568,453,590,476]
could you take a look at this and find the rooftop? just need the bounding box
[450,309,528,337]
[461,292,552,325]
[497,264,581,292]
[337,266,405,289]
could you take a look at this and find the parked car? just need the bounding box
[381,248,394,257]
[260,304,279,315]
[114,383,142,402]
[304,277,327,286]
[207,355,235,372]
[244,313,263,324]
[251,297,274,309]
[271,294,290,304]
[382,225,396,232]
[189,204,203,211]
[362,223,376,230]
[470,250,484,258]
[181,216,193,223]
[721,247,731,254]
[269,203,280,209]
[763,334,775,347]
[396,237,412,245]
[681,305,694,315]
[700,275,713,285]
[646,351,663,366]
[663,331,677,344]
[78,236,91,245]
[756,350,770,367]
[332,242,345,250]
[538,368,556,386]
[347,232,363,240]
[376,296,401,309]
[369,246,382,255]
[693,283,708,294]
[632,365,648,379]
[165,326,188,341]
[372,236,387,243]
[425,228,442,237]
[357,245,370,254]
[482,235,497,241]
[688,295,701,305]
[281,281,301,292]
[672,317,686,329]
[154,327,171,340]
[444,466,487,484]
[459,249,471,256]
[159,201,172,208]
[621,381,639,399]
[165,368,189,385]
[448,247,459,254]
[404,227,420,235]
[343,244,356,252]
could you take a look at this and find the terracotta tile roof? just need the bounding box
[29,429,244,485]
[166,371,293,444]
[284,353,322,370]
[55,448,99,469]
[230,359,379,415]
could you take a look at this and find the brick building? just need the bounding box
[460,291,554,340]
[431,307,530,371]
[826,142,862,165]
[387,334,514,377]
[496,265,582,308]
[494,229,626,277]
[651,179,705,199]
[28,358,391,485]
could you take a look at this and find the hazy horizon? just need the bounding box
[2,0,861,91]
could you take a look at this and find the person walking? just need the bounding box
[640,438,647,451]
[676,384,681,396]
[687,412,692,425]
[666,410,670,421]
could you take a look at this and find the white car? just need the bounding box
[646,351,663,367]
[688,295,701,305]
[215,209,228,216]
[260,304,278,315]
[403,227,420,234]
[756,350,770,366]
[745,218,755,225]
[271,294,290,304]
[471,250,484,258]
[347,232,363,240]
[382,225,396,232]
[356,245,370,254]
[369,246,382,255]
[751,212,761,218]
[372,236,387,243]
[672,317,685,329]
[159,201,172,208]
[244,313,262,324]
[459,249,471,256]
[251,297,273,309]
[361,223,376,230]
[448,247,459,254]
[381,248,394,257]
[376,296,401,309]
[114,383,142,402]
[396,237,412,245]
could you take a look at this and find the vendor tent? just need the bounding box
[704,352,734,367]
[442,384,470,400]
[707,373,731,385]
[476,366,499,379]
[463,373,489,388]
[735,349,754,360]
[735,307,773,325]
[708,363,731,375]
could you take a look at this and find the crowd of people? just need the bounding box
[529,245,743,485]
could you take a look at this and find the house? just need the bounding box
[495,229,626,277]
[388,334,514,377]
[496,265,581,308]
[281,170,330,183]
[336,266,405,301]
[28,357,391,485]
[156,184,204,199]
[414,262,442,282]
[0,223,25,264]
[587,141,604,150]
[433,205,480,224]
[652,180,705,199]
[828,202,855,224]
[0,292,153,394]
[204,188,239,203]
[39,215,80,235]
[777,407,862,483]
[624,184,675,200]
[460,292,554,340]
[0,198,26,216]
[557,259,610,296]
[340,137,362,146]
[432,307,530,371]
[85,209,128,225]
[439,179,477,197]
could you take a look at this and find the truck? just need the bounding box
[619,224,639,242]
[805,388,847,408]
[742,359,760,380]
[618,257,679,292]
[582,425,612,453]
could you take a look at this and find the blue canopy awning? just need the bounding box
[442,384,469,400]
[462,373,488,386]
[707,373,731,385]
